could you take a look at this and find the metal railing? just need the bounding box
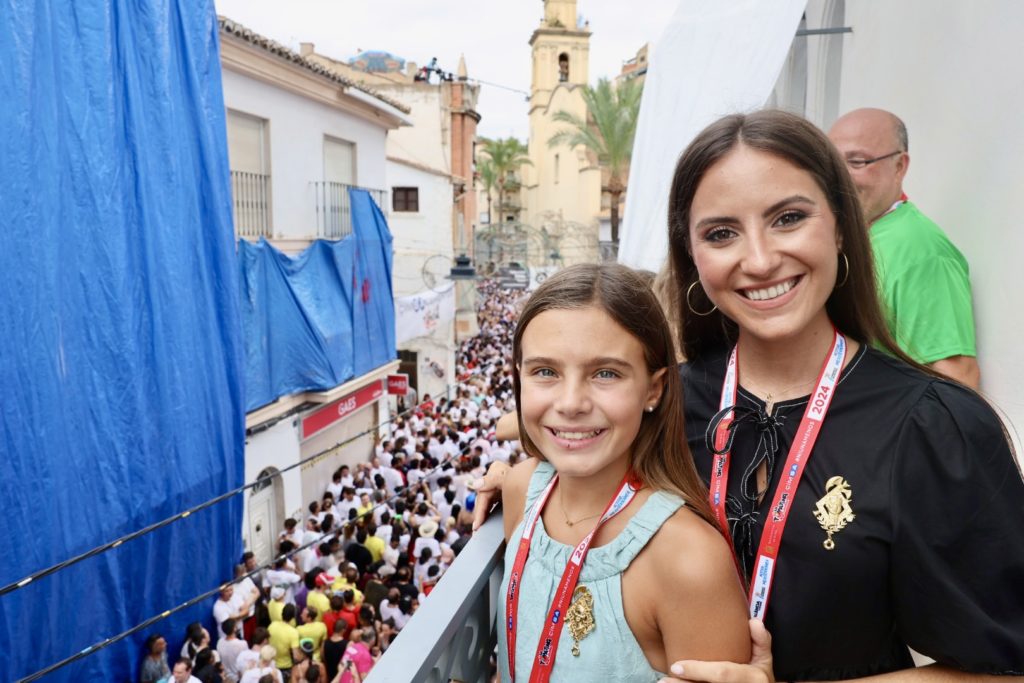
[313,181,387,240]
[367,515,505,683]
[230,171,271,239]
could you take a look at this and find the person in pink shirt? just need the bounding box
[335,628,375,683]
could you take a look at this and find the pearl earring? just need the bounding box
[645,406,655,413]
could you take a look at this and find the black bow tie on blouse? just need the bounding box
[706,403,786,577]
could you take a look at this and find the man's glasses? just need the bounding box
[845,150,903,169]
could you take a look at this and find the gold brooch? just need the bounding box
[813,476,855,550]
[566,585,595,656]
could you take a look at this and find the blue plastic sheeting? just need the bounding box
[240,188,396,411]
[0,2,244,681]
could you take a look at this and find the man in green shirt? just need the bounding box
[829,108,980,388]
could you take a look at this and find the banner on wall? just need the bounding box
[395,284,455,344]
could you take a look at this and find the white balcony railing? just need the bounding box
[313,181,387,240]
[367,515,505,682]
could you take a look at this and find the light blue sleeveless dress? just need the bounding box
[497,462,683,682]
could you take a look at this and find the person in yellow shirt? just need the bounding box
[330,565,364,606]
[364,523,385,563]
[355,493,374,520]
[295,606,328,663]
[306,572,333,623]
[266,603,300,676]
[266,586,287,623]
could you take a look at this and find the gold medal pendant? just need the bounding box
[566,585,595,656]
[813,476,855,550]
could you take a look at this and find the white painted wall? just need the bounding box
[243,418,303,543]
[388,161,456,296]
[387,159,457,403]
[780,1,1024,440]
[376,85,450,174]
[222,69,389,239]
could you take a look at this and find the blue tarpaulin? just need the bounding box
[240,189,396,411]
[0,1,244,680]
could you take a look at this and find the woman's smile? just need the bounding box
[689,144,841,346]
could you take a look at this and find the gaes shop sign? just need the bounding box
[301,380,383,440]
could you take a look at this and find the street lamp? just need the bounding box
[449,253,476,280]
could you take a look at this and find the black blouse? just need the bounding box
[680,345,1024,681]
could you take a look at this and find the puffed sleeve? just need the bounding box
[890,381,1024,673]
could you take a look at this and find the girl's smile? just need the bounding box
[518,306,664,483]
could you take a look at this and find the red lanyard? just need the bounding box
[505,471,638,682]
[708,330,847,621]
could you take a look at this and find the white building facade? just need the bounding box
[219,17,410,564]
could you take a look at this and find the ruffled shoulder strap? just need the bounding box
[523,460,556,514]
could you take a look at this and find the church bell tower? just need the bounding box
[522,0,600,265]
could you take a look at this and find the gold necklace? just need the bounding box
[750,377,818,412]
[559,486,604,528]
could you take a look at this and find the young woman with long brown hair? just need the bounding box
[498,263,749,681]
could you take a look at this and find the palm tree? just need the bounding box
[479,137,531,223]
[547,77,643,251]
[476,155,497,225]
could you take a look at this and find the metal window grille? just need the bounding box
[230,171,271,239]
[314,182,387,240]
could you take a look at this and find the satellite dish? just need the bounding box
[421,254,454,292]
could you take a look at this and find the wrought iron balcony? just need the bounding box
[231,171,272,239]
[366,515,505,682]
[313,181,387,240]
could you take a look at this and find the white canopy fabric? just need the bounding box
[618,0,807,271]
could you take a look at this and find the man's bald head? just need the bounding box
[831,108,907,152]
[829,108,910,224]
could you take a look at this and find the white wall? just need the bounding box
[243,418,303,533]
[376,85,450,174]
[222,69,389,239]
[789,1,1024,439]
[388,160,457,402]
[387,161,456,296]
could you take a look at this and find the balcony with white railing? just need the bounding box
[313,181,388,240]
[366,515,505,683]
[231,170,272,239]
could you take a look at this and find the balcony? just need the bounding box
[367,515,504,682]
[231,171,272,239]
[313,181,387,240]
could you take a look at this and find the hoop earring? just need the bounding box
[836,252,850,288]
[686,281,717,316]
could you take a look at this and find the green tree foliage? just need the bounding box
[479,136,531,223]
[548,77,643,247]
[476,155,497,225]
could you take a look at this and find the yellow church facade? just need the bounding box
[519,0,602,265]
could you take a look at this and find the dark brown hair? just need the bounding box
[667,109,919,367]
[512,263,714,526]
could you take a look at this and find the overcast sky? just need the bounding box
[214,0,679,140]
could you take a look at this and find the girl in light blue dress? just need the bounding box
[497,263,749,682]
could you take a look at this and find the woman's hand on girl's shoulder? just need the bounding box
[660,619,775,683]
[646,508,753,671]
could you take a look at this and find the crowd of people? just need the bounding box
[139,280,527,683]
[136,106,1024,683]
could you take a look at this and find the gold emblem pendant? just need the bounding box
[813,476,855,550]
[566,585,595,656]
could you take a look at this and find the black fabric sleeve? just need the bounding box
[890,381,1024,673]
